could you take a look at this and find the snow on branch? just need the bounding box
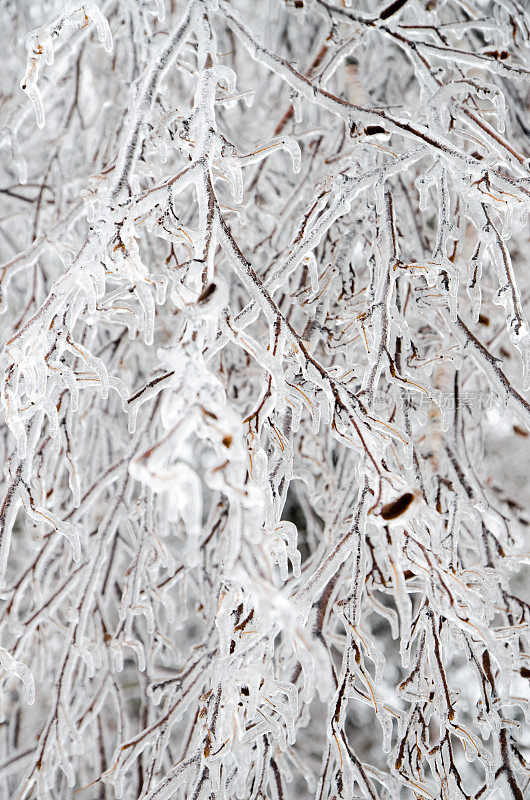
[0,0,529,798]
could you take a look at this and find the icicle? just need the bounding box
[85,2,113,53]
[0,647,34,705]
[280,136,301,173]
[22,81,45,129]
